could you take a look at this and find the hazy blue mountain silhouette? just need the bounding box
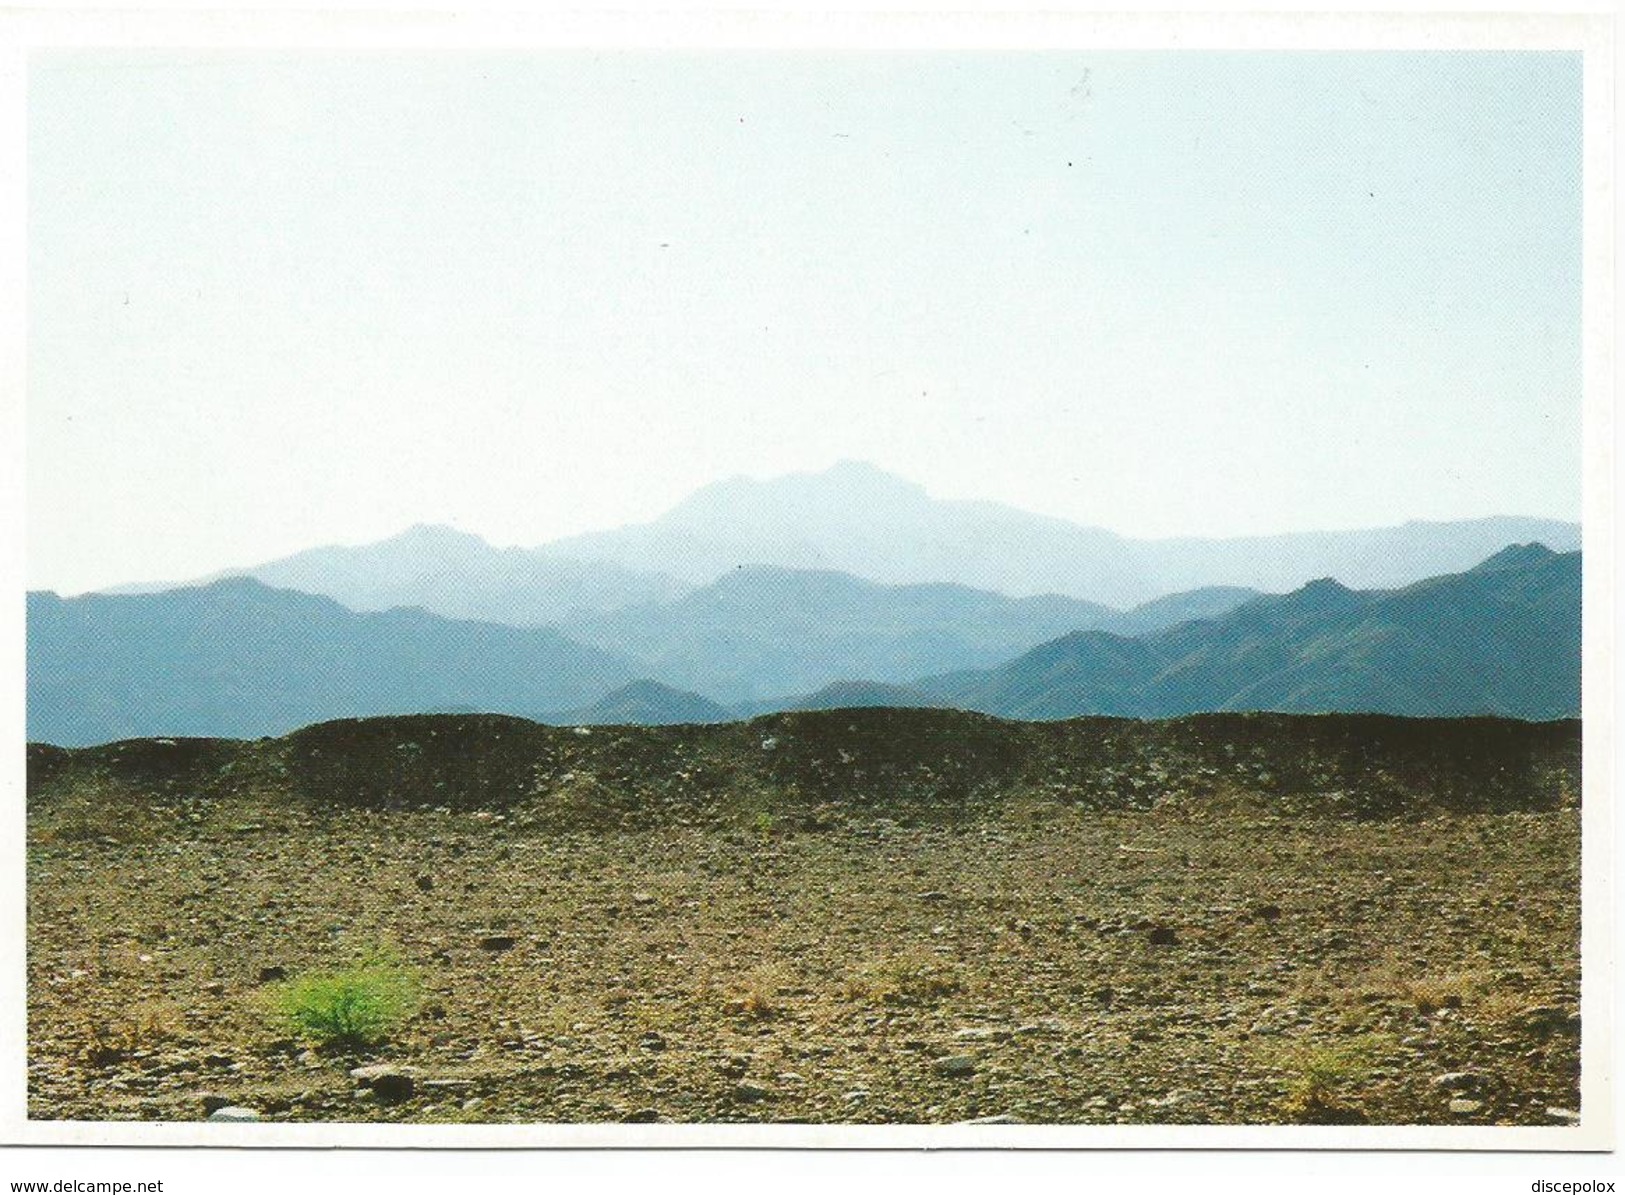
[27,578,641,746]
[106,524,689,626]
[95,463,1578,616]
[555,565,1235,705]
[544,680,733,727]
[542,461,1579,606]
[915,545,1579,721]
[779,680,939,713]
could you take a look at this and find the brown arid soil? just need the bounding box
[27,709,1582,1126]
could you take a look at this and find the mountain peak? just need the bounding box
[1469,542,1562,573]
[1299,576,1354,596]
[389,523,490,549]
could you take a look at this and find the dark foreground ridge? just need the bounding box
[29,707,1580,826]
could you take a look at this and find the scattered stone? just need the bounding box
[1147,925,1179,946]
[1433,1071,1480,1091]
[632,892,656,906]
[954,1028,995,1041]
[919,890,950,903]
[1518,1005,1578,1036]
[962,1113,1021,1124]
[350,1063,419,1106]
[1546,1107,1581,1126]
[934,1055,977,1077]
[202,980,226,996]
[1448,1098,1482,1115]
[478,934,517,952]
[640,1031,667,1052]
[200,1093,231,1115]
[623,1107,661,1123]
[415,875,435,892]
[1252,904,1283,923]
[371,1073,416,1105]
[733,1081,771,1102]
[206,1106,261,1122]
[256,966,287,984]
[760,737,779,751]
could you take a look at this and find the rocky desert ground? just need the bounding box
[27,709,1582,1126]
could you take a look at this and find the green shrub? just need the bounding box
[272,959,420,1051]
[1277,1039,1380,1124]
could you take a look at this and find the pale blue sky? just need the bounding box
[29,51,1582,592]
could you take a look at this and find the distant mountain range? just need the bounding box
[28,544,1580,745]
[26,579,640,746]
[94,462,1580,613]
[542,461,1580,605]
[554,566,1218,704]
[912,544,1579,722]
[106,523,688,626]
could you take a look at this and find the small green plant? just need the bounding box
[1278,1040,1377,1124]
[272,957,420,1051]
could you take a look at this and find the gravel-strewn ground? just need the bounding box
[29,793,1580,1125]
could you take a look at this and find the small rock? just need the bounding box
[919,891,950,903]
[760,737,778,751]
[207,1106,261,1122]
[1147,925,1179,947]
[415,875,435,892]
[632,892,656,905]
[954,1028,995,1041]
[200,1094,232,1115]
[371,1073,416,1105]
[640,1031,667,1052]
[256,966,287,984]
[573,726,593,736]
[962,1113,1021,1124]
[202,981,226,996]
[1433,1071,1480,1091]
[350,1064,418,1104]
[1448,1098,1483,1115]
[1546,1107,1581,1125]
[934,1054,976,1077]
[1252,903,1282,923]
[478,934,517,952]
[733,1082,771,1102]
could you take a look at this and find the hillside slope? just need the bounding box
[919,545,1580,721]
[27,579,640,746]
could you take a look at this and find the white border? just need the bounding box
[0,7,1612,1153]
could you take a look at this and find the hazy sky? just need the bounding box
[28,51,1583,593]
